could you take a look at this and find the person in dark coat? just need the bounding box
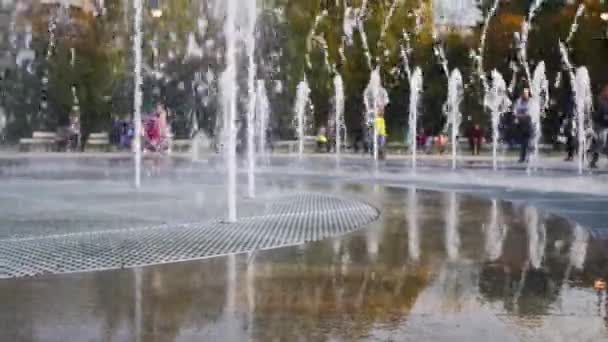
[560,94,577,162]
[513,88,532,163]
[590,84,608,168]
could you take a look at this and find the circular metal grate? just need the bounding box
[0,193,379,279]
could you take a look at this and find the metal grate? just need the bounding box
[0,193,378,279]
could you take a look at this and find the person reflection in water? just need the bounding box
[513,88,532,163]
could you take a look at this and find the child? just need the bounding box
[375,110,387,160]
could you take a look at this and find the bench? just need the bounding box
[274,136,316,153]
[172,139,192,153]
[19,132,57,152]
[85,132,109,152]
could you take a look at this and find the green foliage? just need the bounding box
[3,0,608,143]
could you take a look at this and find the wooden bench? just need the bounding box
[85,132,109,152]
[19,132,57,152]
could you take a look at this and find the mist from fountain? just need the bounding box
[409,68,423,170]
[486,70,511,171]
[294,79,311,160]
[445,69,464,170]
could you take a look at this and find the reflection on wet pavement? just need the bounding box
[1,183,608,341]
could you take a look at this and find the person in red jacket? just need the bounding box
[468,124,485,156]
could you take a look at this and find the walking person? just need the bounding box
[316,126,328,153]
[561,114,577,162]
[513,88,533,163]
[590,84,608,168]
[467,123,485,156]
[375,109,387,160]
[327,118,336,153]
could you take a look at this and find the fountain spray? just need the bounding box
[508,61,519,95]
[409,68,423,170]
[445,69,464,170]
[305,10,328,70]
[245,0,258,199]
[518,0,546,83]
[566,4,586,46]
[334,74,344,162]
[221,0,239,222]
[133,0,143,189]
[256,80,269,164]
[574,67,593,175]
[378,0,399,55]
[477,0,502,95]
[356,0,373,70]
[400,31,413,82]
[554,4,585,86]
[363,68,388,162]
[70,48,80,125]
[529,62,549,171]
[433,39,450,80]
[559,5,590,175]
[294,80,311,160]
[485,70,511,171]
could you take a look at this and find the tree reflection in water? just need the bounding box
[2,186,607,341]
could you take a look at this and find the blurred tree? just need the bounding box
[5,0,608,145]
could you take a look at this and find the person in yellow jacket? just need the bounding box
[316,126,328,152]
[375,109,387,160]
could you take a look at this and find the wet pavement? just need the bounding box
[1,156,608,341]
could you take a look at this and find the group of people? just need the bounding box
[343,82,608,168]
[109,102,171,153]
[515,84,608,168]
[143,102,171,152]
